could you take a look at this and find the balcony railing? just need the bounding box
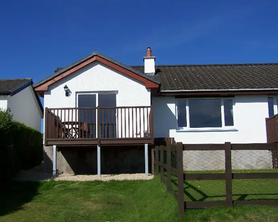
[266,114,278,143]
[45,106,153,145]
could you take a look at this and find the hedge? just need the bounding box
[0,110,43,180]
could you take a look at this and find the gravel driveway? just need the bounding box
[14,165,154,182]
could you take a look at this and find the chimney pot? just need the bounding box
[147,47,152,57]
[144,47,156,75]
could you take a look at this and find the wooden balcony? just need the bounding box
[266,114,278,143]
[45,106,154,146]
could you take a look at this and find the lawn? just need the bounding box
[164,170,278,202]
[1,177,278,222]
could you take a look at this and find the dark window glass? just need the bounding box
[78,94,96,122]
[224,99,234,126]
[177,100,187,127]
[78,94,97,137]
[98,94,116,107]
[98,94,116,138]
[189,99,221,128]
[268,97,274,117]
[78,94,96,108]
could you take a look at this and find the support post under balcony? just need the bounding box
[145,143,148,176]
[53,145,57,178]
[97,145,101,177]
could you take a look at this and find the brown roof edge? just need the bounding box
[35,53,160,95]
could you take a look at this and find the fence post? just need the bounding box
[225,142,233,208]
[167,144,171,192]
[45,108,48,145]
[155,146,159,175]
[177,142,184,216]
[160,146,164,183]
[151,148,155,175]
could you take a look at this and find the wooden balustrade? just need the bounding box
[45,106,153,145]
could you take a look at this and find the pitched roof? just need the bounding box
[0,78,43,114]
[0,78,32,96]
[34,51,160,91]
[131,63,278,92]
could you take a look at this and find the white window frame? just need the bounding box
[76,91,118,138]
[176,97,236,131]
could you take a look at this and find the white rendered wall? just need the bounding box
[0,97,8,110]
[144,58,155,74]
[44,62,151,109]
[153,95,269,143]
[43,62,151,141]
[153,95,272,170]
[8,86,42,131]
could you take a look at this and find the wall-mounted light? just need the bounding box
[64,85,70,97]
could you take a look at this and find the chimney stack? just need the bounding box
[143,47,156,75]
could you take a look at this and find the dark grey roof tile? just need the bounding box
[132,63,278,91]
[0,78,32,95]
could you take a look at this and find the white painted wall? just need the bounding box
[8,86,42,131]
[144,58,155,74]
[153,95,269,143]
[44,62,151,109]
[43,62,151,141]
[153,95,272,170]
[0,97,8,110]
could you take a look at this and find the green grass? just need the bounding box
[167,170,278,202]
[1,177,278,222]
[185,169,278,174]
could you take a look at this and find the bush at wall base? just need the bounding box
[0,109,42,181]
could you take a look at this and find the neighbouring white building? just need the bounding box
[0,78,43,132]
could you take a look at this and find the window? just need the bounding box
[177,98,234,129]
[77,92,117,138]
[268,97,278,117]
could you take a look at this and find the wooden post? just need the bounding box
[45,108,48,145]
[177,142,184,216]
[160,146,164,183]
[225,142,233,208]
[155,146,159,175]
[151,148,155,175]
[167,144,171,192]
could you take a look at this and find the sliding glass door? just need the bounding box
[77,93,116,138]
[98,94,116,138]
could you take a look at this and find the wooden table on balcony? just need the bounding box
[62,121,90,138]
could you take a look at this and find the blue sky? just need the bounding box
[1,0,278,84]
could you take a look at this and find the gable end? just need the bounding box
[35,55,159,95]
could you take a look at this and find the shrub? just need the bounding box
[0,109,42,181]
[0,108,13,129]
[0,109,15,180]
[12,122,43,170]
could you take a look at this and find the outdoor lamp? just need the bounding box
[64,85,70,97]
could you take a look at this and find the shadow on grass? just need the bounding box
[0,180,40,216]
[170,176,278,202]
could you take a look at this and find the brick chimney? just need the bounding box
[143,47,156,76]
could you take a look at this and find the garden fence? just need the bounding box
[154,142,278,216]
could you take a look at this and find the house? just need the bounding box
[0,78,43,131]
[34,47,278,175]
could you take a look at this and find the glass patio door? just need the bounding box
[77,93,116,138]
[78,94,97,138]
[98,94,116,138]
